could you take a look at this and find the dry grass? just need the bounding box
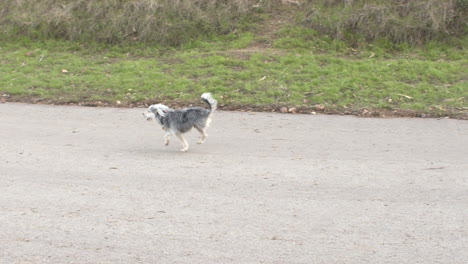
[0,0,466,46]
[0,0,281,45]
[302,0,467,45]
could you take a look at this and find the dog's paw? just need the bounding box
[197,140,204,144]
[180,148,189,152]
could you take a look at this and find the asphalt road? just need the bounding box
[1,103,467,264]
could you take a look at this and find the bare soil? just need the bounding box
[1,95,466,119]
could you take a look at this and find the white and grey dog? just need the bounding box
[143,93,217,152]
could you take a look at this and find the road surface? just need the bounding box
[1,103,467,263]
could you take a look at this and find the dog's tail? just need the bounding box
[201,93,217,112]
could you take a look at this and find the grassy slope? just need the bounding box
[1,25,467,118]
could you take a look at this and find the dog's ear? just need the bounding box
[156,108,167,117]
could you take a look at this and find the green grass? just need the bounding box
[1,35,467,117]
[1,1,466,118]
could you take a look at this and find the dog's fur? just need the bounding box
[143,93,217,152]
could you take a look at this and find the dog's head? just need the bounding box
[142,104,171,121]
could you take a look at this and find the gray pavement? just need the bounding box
[0,103,467,264]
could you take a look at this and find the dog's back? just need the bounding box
[163,107,210,133]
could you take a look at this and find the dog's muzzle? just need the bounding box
[142,112,153,121]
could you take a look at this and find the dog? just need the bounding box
[143,93,217,152]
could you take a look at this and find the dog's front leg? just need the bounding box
[176,133,189,152]
[164,132,171,146]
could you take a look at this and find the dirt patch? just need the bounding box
[248,5,299,49]
[2,95,466,120]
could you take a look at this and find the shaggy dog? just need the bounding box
[143,93,217,152]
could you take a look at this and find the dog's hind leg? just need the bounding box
[194,125,207,144]
[176,133,189,152]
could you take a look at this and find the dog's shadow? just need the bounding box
[124,144,212,157]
